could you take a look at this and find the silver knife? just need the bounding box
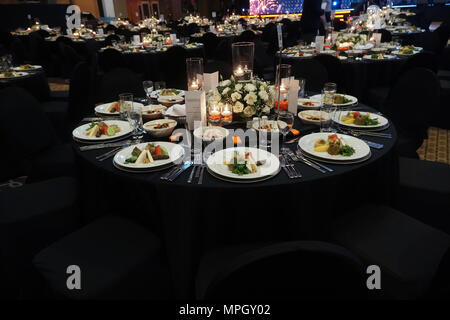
[80,140,133,151]
[363,140,384,149]
[167,161,192,182]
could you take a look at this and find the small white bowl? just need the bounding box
[158,96,184,106]
[142,104,167,121]
[193,126,229,142]
[143,119,177,137]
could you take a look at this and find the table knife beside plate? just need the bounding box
[80,140,134,151]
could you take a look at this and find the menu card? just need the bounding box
[203,72,219,92]
[97,28,104,36]
[185,91,207,130]
[315,36,324,52]
[288,77,299,115]
[209,25,216,33]
[133,35,140,44]
[170,34,177,43]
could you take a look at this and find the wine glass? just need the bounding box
[154,81,166,97]
[277,110,294,151]
[142,80,154,103]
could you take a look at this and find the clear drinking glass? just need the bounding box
[119,93,133,120]
[127,103,144,139]
[320,82,337,132]
[277,110,294,151]
[154,81,166,92]
[142,80,154,103]
[298,78,306,98]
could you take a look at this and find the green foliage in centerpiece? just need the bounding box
[208,77,275,119]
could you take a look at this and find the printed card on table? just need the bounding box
[185,91,207,130]
[203,72,219,93]
[315,36,324,52]
[288,78,299,115]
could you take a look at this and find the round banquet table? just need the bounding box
[73,103,398,298]
[98,44,205,81]
[0,68,50,102]
[280,53,407,103]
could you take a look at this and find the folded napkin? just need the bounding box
[354,43,374,50]
[165,104,186,117]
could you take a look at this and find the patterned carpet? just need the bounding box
[47,79,449,165]
[417,127,450,165]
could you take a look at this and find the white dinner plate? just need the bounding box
[0,71,28,79]
[94,102,144,116]
[114,141,184,169]
[298,132,370,162]
[310,94,358,107]
[113,160,174,173]
[193,126,229,141]
[298,98,322,109]
[363,54,396,60]
[158,96,185,104]
[207,147,280,181]
[207,166,281,184]
[72,120,132,142]
[392,50,420,57]
[298,110,330,125]
[299,149,372,165]
[12,65,42,71]
[150,89,185,99]
[332,110,389,129]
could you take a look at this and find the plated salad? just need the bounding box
[314,134,355,157]
[341,111,379,126]
[125,143,170,164]
[159,89,181,96]
[224,151,260,176]
[333,94,353,104]
[85,122,120,137]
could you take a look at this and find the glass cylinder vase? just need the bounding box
[186,57,204,91]
[232,42,254,81]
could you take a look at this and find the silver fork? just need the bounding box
[279,154,293,179]
[283,152,301,178]
[197,153,210,185]
[96,147,122,161]
[188,153,202,183]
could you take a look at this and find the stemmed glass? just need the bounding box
[277,110,294,151]
[142,80,154,103]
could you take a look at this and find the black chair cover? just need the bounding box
[98,48,127,73]
[95,67,145,103]
[291,59,328,92]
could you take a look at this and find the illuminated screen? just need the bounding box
[249,0,305,15]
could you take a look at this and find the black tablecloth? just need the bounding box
[118,45,205,81]
[280,54,406,103]
[0,69,50,102]
[73,103,398,298]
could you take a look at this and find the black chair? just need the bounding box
[201,32,219,61]
[187,23,200,36]
[35,29,50,39]
[161,46,188,89]
[95,67,145,103]
[332,203,450,299]
[314,54,343,90]
[236,30,256,43]
[58,43,84,79]
[291,59,328,93]
[0,177,80,298]
[196,241,367,299]
[261,22,276,43]
[205,60,232,79]
[98,48,127,73]
[104,34,120,46]
[394,157,450,235]
[33,216,171,299]
[10,38,27,66]
[0,87,76,182]
[367,52,439,111]
[139,27,151,34]
[104,24,118,33]
[374,29,392,43]
[214,39,232,63]
[382,68,440,158]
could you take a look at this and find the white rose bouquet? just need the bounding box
[208,77,275,119]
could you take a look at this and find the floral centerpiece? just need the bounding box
[208,77,275,120]
[332,33,367,50]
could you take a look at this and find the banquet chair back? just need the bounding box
[314,54,343,89]
[187,23,200,36]
[0,87,57,179]
[196,241,367,300]
[291,59,328,93]
[58,43,83,79]
[98,48,127,73]
[95,67,145,103]
[384,68,440,155]
[205,60,232,79]
[236,30,256,43]
[68,62,93,124]
[261,22,276,43]
[105,25,118,33]
[104,34,120,46]
[162,46,188,89]
[374,29,392,43]
[414,31,446,54]
[399,51,438,75]
[201,32,219,60]
[10,38,26,65]
[214,39,232,63]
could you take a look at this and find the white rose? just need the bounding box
[220,80,231,87]
[231,92,242,102]
[244,92,257,105]
[233,101,244,113]
[262,106,271,114]
[258,90,269,101]
[244,83,256,92]
[222,87,230,95]
[235,83,243,91]
[243,106,256,117]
